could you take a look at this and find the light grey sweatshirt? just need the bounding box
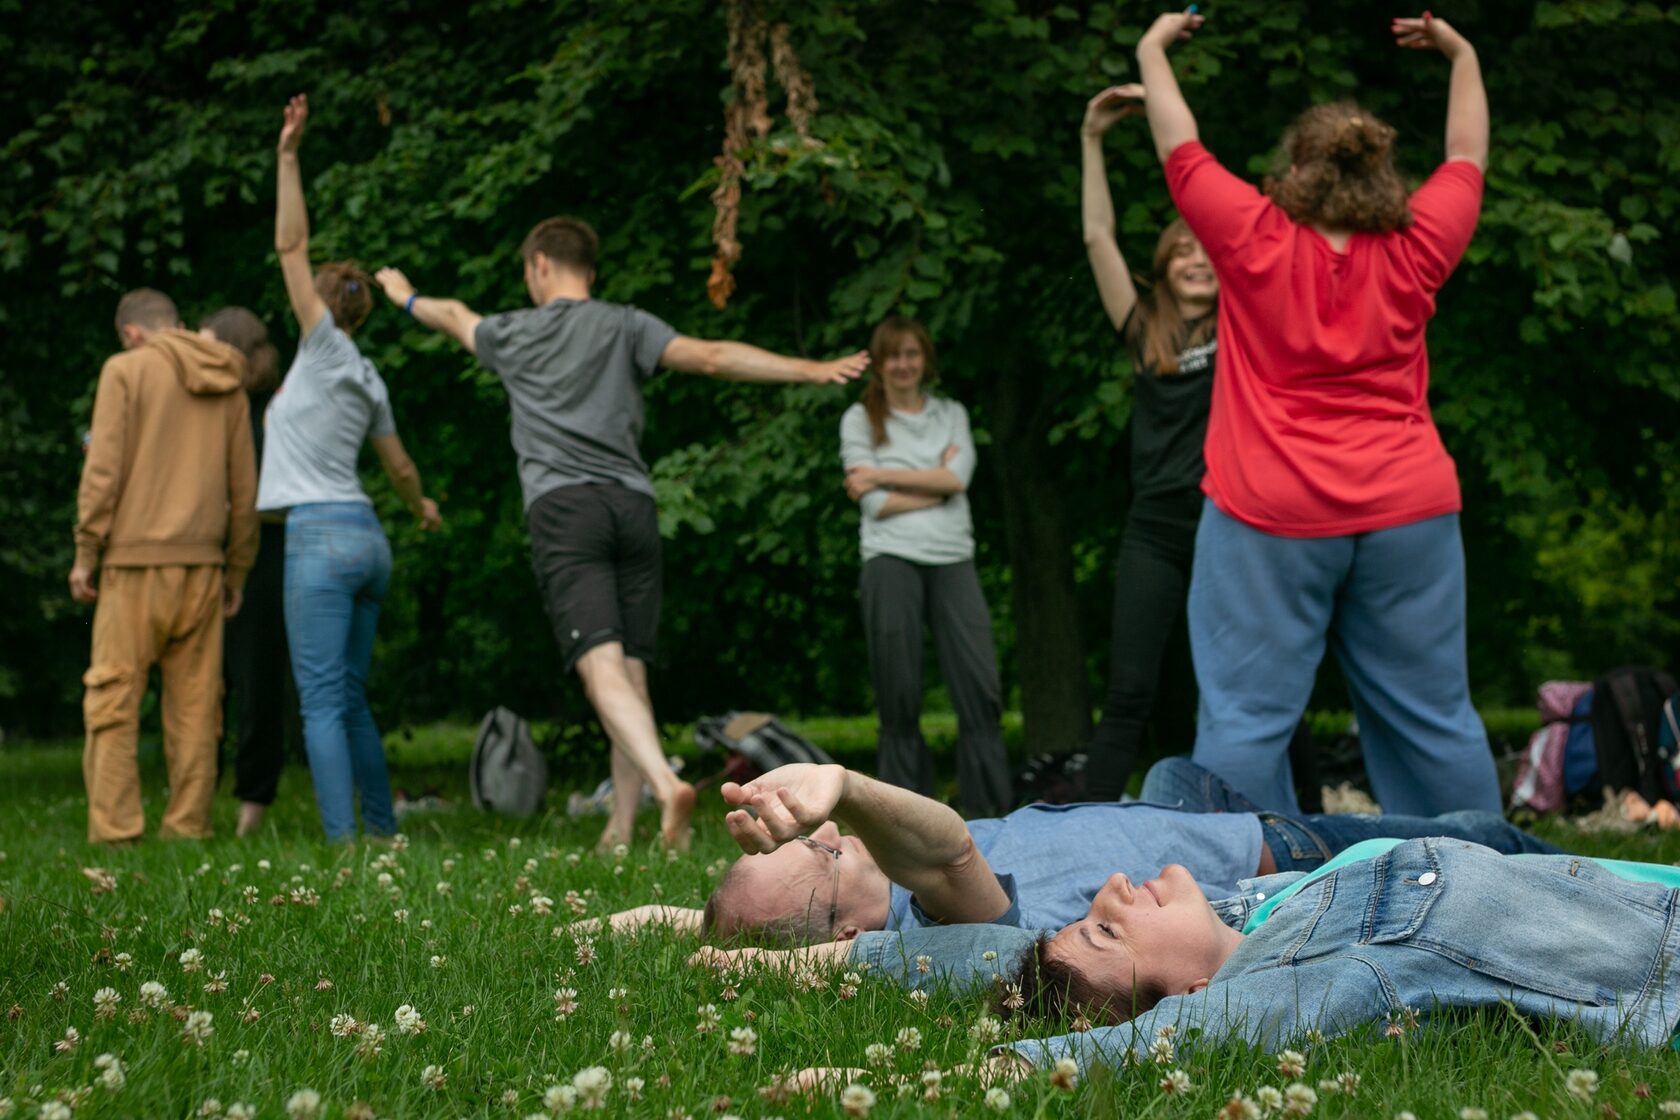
[839,396,976,565]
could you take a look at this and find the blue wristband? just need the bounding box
[404,293,419,316]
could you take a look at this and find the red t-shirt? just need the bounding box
[1164,140,1483,537]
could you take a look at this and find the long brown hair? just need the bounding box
[999,935,1168,1029]
[1266,101,1411,233]
[860,315,939,447]
[1128,219,1217,375]
[200,306,280,393]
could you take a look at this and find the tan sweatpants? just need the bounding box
[82,565,224,843]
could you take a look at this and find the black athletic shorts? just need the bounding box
[527,483,662,672]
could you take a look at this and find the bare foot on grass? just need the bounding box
[660,780,696,851]
[595,821,633,853]
[236,801,267,838]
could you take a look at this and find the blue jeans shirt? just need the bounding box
[1008,838,1680,1069]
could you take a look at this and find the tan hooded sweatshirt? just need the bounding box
[75,329,260,590]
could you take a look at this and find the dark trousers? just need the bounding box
[222,521,292,805]
[1085,495,1202,800]
[860,555,1012,816]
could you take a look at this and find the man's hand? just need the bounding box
[416,497,443,532]
[808,350,871,385]
[844,466,880,503]
[1138,10,1204,53]
[68,567,98,605]
[773,1068,870,1099]
[222,585,244,620]
[1391,13,1472,60]
[1081,84,1146,138]
[374,267,417,308]
[721,763,848,854]
[277,94,308,154]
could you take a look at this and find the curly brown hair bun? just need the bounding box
[1267,101,1411,233]
[313,261,375,335]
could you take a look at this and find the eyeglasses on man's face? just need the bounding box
[798,834,842,938]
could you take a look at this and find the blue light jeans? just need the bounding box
[1140,755,1557,872]
[283,503,395,840]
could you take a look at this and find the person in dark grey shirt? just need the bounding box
[375,217,868,850]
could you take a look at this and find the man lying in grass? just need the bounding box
[597,757,1556,986]
[982,835,1680,1074]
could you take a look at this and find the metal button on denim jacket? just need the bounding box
[1009,839,1680,1071]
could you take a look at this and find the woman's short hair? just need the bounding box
[313,261,375,335]
[997,935,1168,1029]
[200,306,280,393]
[1266,101,1411,233]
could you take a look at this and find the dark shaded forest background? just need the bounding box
[2,0,1675,750]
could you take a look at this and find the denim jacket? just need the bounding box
[1008,839,1680,1069]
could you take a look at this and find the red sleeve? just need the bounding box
[1401,160,1483,293]
[1163,141,1277,267]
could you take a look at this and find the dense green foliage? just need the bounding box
[2,0,1675,742]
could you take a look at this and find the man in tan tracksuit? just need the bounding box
[71,288,260,843]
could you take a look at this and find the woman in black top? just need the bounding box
[1079,84,1219,799]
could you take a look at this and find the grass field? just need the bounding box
[4,722,1680,1119]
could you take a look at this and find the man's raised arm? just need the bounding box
[374,268,483,355]
[723,764,1012,925]
[660,336,869,385]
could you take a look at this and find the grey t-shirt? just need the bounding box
[473,299,679,509]
[839,396,977,565]
[256,309,396,513]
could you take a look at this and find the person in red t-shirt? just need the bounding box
[1132,10,1501,816]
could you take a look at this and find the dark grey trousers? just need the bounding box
[860,555,1013,816]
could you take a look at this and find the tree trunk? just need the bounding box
[977,367,1092,756]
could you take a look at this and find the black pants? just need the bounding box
[222,521,293,805]
[860,556,1012,817]
[1085,494,1202,800]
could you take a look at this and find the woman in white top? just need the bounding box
[839,316,1012,816]
[259,95,440,841]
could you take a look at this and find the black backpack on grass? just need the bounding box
[692,712,834,789]
[1589,666,1680,803]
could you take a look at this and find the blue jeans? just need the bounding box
[284,503,395,840]
[1187,503,1502,816]
[1141,756,1558,872]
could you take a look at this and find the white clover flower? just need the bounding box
[139,981,169,1008]
[49,980,69,1001]
[1149,1036,1175,1064]
[907,989,929,1008]
[355,1022,385,1058]
[1319,1081,1341,1096]
[984,1086,1011,1110]
[1510,1112,1538,1120]
[727,1026,758,1056]
[865,1042,893,1065]
[183,1010,214,1046]
[94,1053,126,1092]
[1049,1058,1079,1092]
[553,988,579,1020]
[609,1030,633,1056]
[226,1105,254,1120]
[198,1096,222,1118]
[572,1066,611,1109]
[543,1085,578,1113]
[55,1026,81,1053]
[1159,1069,1192,1095]
[393,1004,426,1034]
[39,1103,71,1120]
[482,848,497,861]
[179,948,204,973]
[968,1015,1003,1043]
[1660,1104,1680,1117]
[231,1049,251,1066]
[507,904,524,917]
[1565,1070,1599,1102]
[1457,1109,1487,1120]
[1277,1049,1306,1077]
[894,1026,922,1051]
[608,987,628,1000]
[0,1097,10,1118]
[1221,1096,1261,1120]
[429,954,448,970]
[623,1078,644,1102]
[1283,1082,1318,1116]
[574,937,596,967]
[421,1064,447,1089]
[93,987,122,1017]
[1336,1071,1360,1096]
[392,909,409,924]
[694,1003,721,1034]
[435,881,452,896]
[839,1083,876,1117]
[330,1013,362,1038]
[531,896,555,915]
[285,1089,321,1120]
[113,952,133,972]
[1256,1085,1284,1112]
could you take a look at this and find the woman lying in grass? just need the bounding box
[995,836,1680,1073]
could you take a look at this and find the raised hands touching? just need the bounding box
[277,94,308,154]
[720,763,848,854]
[1081,84,1146,138]
[1392,13,1473,60]
[1138,9,1205,53]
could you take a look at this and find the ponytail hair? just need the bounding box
[1265,101,1411,233]
[1128,219,1217,376]
[860,315,938,447]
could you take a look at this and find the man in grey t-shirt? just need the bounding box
[375,217,868,849]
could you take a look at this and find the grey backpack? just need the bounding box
[470,707,549,817]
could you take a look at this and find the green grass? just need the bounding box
[4,734,1680,1120]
